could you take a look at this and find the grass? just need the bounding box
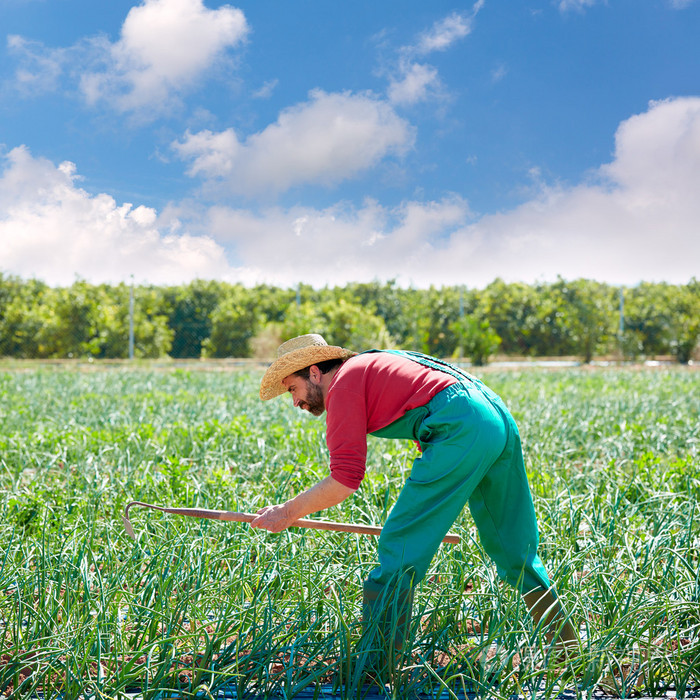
[0,365,699,699]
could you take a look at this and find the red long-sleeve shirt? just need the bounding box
[325,352,456,489]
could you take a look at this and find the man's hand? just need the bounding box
[250,503,298,532]
[250,475,356,533]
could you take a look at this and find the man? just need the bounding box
[252,333,576,672]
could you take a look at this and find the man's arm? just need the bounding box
[250,475,356,533]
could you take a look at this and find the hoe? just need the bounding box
[122,500,460,544]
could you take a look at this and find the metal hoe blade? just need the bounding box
[121,514,137,540]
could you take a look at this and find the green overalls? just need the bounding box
[359,350,551,663]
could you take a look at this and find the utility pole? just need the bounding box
[619,287,624,334]
[618,286,625,359]
[128,275,135,360]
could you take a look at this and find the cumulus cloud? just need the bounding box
[175,128,240,178]
[8,0,248,117]
[81,0,248,115]
[3,97,698,289]
[438,97,700,287]
[0,146,232,286]
[204,196,471,284]
[173,89,415,195]
[385,3,483,107]
[190,97,700,288]
[601,97,700,198]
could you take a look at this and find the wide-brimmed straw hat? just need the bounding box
[259,334,353,400]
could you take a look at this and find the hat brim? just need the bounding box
[259,345,352,400]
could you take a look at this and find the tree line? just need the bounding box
[1,274,698,364]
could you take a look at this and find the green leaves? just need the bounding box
[3,273,699,363]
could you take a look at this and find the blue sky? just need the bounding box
[1,0,699,289]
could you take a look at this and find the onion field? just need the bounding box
[1,365,699,699]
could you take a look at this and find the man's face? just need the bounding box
[282,374,326,416]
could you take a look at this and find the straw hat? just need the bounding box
[259,334,353,400]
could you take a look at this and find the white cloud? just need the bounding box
[491,63,508,83]
[83,0,248,115]
[558,0,599,12]
[6,35,66,94]
[384,4,482,107]
[175,128,240,178]
[205,196,470,281]
[387,62,440,105]
[3,97,699,289]
[415,4,483,55]
[252,79,279,99]
[173,89,415,195]
[0,146,232,286]
[9,0,249,117]
[426,97,700,286]
[192,97,700,289]
[601,97,700,198]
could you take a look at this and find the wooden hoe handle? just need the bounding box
[122,500,460,545]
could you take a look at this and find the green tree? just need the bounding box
[480,279,543,355]
[0,275,48,357]
[450,316,501,366]
[620,283,671,358]
[279,298,391,350]
[406,286,465,357]
[277,301,324,341]
[202,286,263,358]
[323,298,392,349]
[528,284,572,357]
[619,281,700,360]
[1,274,696,363]
[668,279,700,364]
[31,281,104,358]
[0,279,173,359]
[250,284,297,325]
[96,283,173,358]
[164,280,224,358]
[344,279,410,345]
[546,278,617,362]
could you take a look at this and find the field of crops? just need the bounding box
[1,364,699,699]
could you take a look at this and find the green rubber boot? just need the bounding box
[359,578,415,684]
[523,588,578,663]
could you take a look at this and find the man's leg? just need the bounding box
[361,383,508,669]
[466,391,578,656]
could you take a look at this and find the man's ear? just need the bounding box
[308,365,322,384]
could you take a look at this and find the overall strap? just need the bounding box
[361,349,477,385]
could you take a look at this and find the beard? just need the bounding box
[300,380,326,416]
